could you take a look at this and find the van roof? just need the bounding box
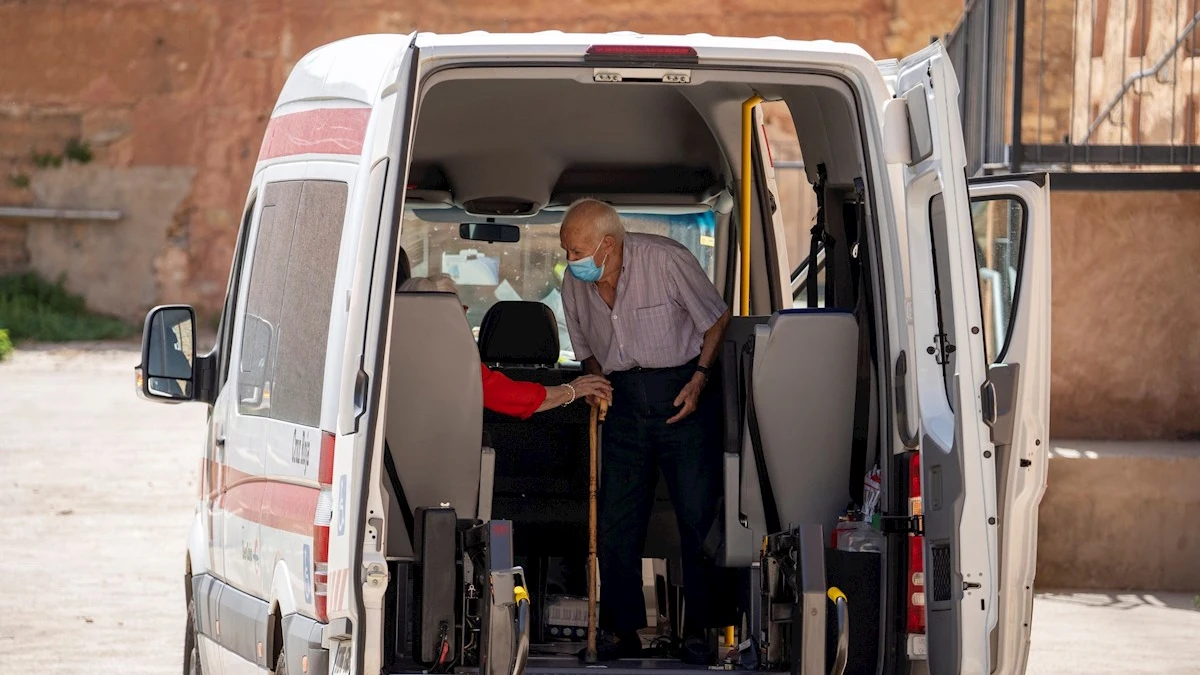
[273,31,879,113]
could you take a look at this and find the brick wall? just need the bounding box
[0,0,963,313]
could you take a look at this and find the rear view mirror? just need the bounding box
[139,305,197,402]
[460,222,520,243]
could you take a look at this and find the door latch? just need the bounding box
[879,515,924,536]
[927,333,955,365]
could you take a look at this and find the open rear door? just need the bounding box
[965,174,1051,675]
[894,42,999,675]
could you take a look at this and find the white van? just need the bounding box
[135,31,1050,675]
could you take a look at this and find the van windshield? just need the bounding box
[400,209,718,363]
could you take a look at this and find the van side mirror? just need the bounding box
[139,305,198,402]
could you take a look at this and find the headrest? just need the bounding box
[477,301,560,365]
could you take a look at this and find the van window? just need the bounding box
[928,193,957,407]
[970,197,1026,363]
[217,197,256,389]
[238,180,349,426]
[760,101,821,307]
[399,209,717,362]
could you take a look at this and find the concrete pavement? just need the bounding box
[1,343,1197,674]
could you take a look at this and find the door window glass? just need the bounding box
[969,198,1026,363]
[928,193,957,406]
[238,180,348,426]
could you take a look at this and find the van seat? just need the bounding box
[479,301,561,367]
[477,301,591,556]
[733,309,859,561]
[749,309,858,529]
[385,291,489,557]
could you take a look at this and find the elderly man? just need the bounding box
[560,198,733,664]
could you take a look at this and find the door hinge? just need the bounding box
[927,333,956,365]
[880,514,924,536]
[364,562,388,589]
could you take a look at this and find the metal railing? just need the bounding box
[1014,0,1200,172]
[947,0,1200,188]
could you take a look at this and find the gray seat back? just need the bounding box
[737,309,859,550]
[386,292,485,529]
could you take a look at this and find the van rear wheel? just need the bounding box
[184,598,202,675]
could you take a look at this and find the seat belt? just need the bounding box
[806,164,828,308]
[847,183,876,505]
[383,440,416,548]
[743,338,782,535]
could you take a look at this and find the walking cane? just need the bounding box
[585,399,608,664]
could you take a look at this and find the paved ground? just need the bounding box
[1,344,1197,674]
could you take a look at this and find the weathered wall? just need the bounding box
[0,0,963,321]
[1050,190,1200,440]
[1038,442,1200,591]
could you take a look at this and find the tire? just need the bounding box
[184,598,203,675]
[275,648,289,675]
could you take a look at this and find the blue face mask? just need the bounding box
[567,239,609,283]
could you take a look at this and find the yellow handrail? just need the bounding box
[740,94,763,317]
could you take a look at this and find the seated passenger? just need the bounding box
[397,274,611,419]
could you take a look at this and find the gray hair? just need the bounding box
[563,198,625,242]
[398,273,459,297]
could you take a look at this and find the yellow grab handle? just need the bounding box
[514,586,530,604]
[827,587,847,604]
[740,94,764,317]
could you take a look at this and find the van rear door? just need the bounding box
[320,32,418,675]
[894,41,999,675]
[965,173,1051,675]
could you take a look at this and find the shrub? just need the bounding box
[0,273,135,343]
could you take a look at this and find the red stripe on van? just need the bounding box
[257,107,371,161]
[221,480,320,537]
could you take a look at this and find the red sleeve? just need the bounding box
[480,364,547,420]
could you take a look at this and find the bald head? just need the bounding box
[562,198,624,243]
[560,199,626,276]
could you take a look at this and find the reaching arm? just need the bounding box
[696,309,731,375]
[535,373,612,412]
[666,309,730,424]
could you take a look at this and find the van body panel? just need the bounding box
[895,41,999,675]
[965,174,1051,675]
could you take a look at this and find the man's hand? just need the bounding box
[667,373,706,424]
[569,374,612,407]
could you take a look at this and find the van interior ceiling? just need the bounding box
[378,69,888,674]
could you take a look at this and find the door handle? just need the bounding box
[215,434,226,448]
[981,380,998,427]
[894,352,920,450]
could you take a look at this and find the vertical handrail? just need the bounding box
[511,585,531,675]
[826,588,849,675]
[740,94,764,316]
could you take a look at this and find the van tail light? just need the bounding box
[313,431,336,621]
[584,45,698,63]
[906,451,926,634]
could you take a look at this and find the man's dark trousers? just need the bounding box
[598,362,736,635]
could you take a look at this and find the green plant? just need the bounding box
[0,273,135,343]
[63,137,93,164]
[31,151,62,169]
[0,329,12,362]
[7,172,30,189]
